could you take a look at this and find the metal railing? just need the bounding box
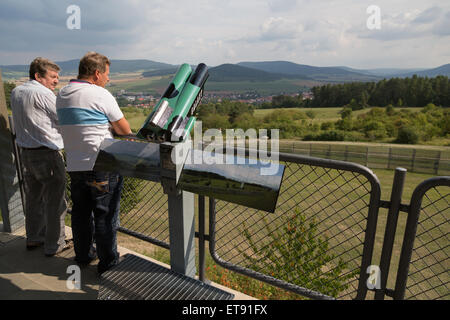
[394,177,449,300]
[12,132,448,299]
[207,151,381,300]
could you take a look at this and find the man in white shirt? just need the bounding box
[56,52,131,274]
[11,57,68,256]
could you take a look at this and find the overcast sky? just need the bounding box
[0,0,449,69]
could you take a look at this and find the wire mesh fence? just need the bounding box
[118,178,170,248]
[66,175,170,248]
[59,147,448,300]
[209,153,381,300]
[404,183,449,300]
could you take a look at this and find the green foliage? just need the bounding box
[304,130,346,142]
[197,97,448,144]
[120,177,146,215]
[339,107,352,119]
[3,82,16,110]
[396,127,419,144]
[239,208,358,298]
[311,75,450,108]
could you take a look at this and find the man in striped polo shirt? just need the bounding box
[56,52,131,275]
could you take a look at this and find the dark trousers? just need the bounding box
[69,171,123,273]
[21,148,67,255]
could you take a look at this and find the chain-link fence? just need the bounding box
[42,145,450,300]
[209,153,381,300]
[395,177,450,300]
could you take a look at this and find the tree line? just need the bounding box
[311,75,450,108]
[259,75,450,109]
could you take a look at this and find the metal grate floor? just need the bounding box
[98,254,234,300]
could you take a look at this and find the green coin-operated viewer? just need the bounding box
[137,63,208,142]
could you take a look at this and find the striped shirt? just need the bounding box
[56,80,124,172]
[10,80,64,150]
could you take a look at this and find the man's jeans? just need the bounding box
[69,171,123,273]
[21,148,67,255]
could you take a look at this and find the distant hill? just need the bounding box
[335,66,427,77]
[399,63,450,78]
[238,61,380,82]
[208,64,310,82]
[2,58,449,83]
[0,59,175,76]
[142,63,310,82]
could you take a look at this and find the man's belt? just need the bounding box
[20,145,53,151]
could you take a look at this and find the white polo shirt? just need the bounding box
[10,80,64,150]
[56,80,124,172]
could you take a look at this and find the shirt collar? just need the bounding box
[70,79,92,84]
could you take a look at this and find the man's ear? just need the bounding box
[94,69,100,81]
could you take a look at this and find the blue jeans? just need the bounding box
[69,171,123,273]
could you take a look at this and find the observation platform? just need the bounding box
[0,224,254,300]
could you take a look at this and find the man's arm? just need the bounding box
[111,117,132,136]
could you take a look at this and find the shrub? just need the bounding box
[239,208,358,298]
[396,127,419,144]
[120,177,147,215]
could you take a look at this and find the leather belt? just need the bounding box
[20,145,52,151]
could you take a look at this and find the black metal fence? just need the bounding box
[92,148,448,300]
[208,152,381,300]
[19,140,450,300]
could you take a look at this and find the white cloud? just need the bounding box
[0,0,448,69]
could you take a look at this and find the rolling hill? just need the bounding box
[0,59,174,76]
[238,61,381,82]
[399,63,450,78]
[2,58,448,84]
[208,63,310,82]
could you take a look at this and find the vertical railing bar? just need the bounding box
[8,115,26,213]
[375,167,407,300]
[198,194,206,282]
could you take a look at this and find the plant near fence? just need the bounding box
[120,177,147,215]
[239,208,359,298]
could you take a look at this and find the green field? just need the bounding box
[254,107,423,124]
[107,75,172,95]
[107,73,316,95]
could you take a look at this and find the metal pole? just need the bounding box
[375,167,406,300]
[198,194,206,282]
[167,190,196,278]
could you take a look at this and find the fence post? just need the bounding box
[375,167,407,300]
[366,146,369,167]
[387,147,392,170]
[0,71,25,233]
[434,151,441,175]
[411,149,416,173]
[198,194,206,282]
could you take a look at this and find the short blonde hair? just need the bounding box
[78,52,110,79]
[29,57,60,80]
